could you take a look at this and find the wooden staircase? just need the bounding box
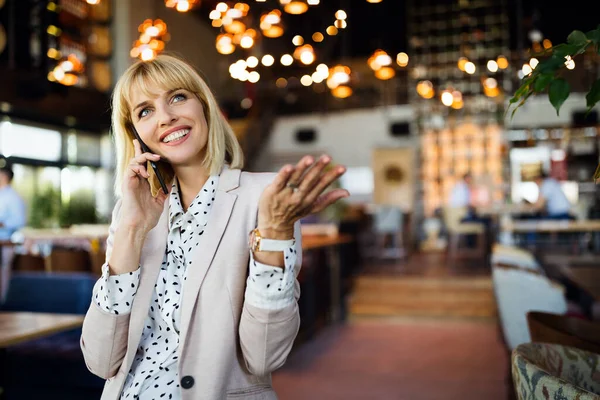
[349,275,497,320]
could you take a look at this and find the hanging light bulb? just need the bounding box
[131,19,169,61]
[280,0,308,14]
[165,0,200,12]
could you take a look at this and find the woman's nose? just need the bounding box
[158,107,178,127]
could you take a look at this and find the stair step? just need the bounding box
[349,276,497,319]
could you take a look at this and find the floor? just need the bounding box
[272,250,511,399]
[272,318,510,400]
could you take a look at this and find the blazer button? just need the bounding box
[181,375,195,389]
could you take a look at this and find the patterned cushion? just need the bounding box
[512,343,600,399]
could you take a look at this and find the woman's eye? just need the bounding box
[172,93,186,103]
[139,108,150,118]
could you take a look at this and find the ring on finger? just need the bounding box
[286,182,300,193]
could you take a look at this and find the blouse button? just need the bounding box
[181,375,195,389]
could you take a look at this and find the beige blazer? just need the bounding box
[80,167,302,400]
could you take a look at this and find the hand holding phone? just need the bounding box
[130,126,169,195]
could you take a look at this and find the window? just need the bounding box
[0,121,62,161]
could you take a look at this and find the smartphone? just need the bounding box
[130,125,169,195]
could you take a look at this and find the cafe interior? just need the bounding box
[0,0,600,399]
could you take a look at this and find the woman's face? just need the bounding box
[129,86,208,167]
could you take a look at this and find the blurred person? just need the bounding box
[0,164,26,240]
[533,171,574,220]
[448,172,490,247]
[80,54,349,400]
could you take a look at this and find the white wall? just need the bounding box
[256,105,417,171]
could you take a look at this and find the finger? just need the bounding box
[309,189,349,214]
[129,164,150,179]
[303,165,346,206]
[132,152,161,165]
[287,156,315,189]
[271,164,296,192]
[133,139,142,157]
[297,154,332,195]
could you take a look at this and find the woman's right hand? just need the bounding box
[119,139,169,234]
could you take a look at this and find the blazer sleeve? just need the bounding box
[238,220,302,376]
[80,199,132,379]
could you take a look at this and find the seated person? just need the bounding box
[448,172,491,246]
[533,172,574,220]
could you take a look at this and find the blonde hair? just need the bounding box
[111,54,244,197]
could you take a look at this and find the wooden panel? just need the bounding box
[0,312,83,347]
[372,147,415,211]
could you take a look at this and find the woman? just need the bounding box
[80,54,348,400]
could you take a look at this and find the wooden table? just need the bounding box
[503,220,600,233]
[559,266,600,302]
[0,312,84,347]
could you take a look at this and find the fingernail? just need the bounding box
[322,156,330,163]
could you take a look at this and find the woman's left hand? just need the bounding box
[257,155,349,239]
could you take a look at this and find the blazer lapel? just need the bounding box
[179,166,240,350]
[123,201,170,369]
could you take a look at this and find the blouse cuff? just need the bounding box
[94,262,141,315]
[244,245,298,310]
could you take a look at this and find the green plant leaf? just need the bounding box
[537,55,566,73]
[552,43,580,58]
[568,30,589,46]
[586,79,600,111]
[534,74,554,92]
[586,26,600,45]
[548,79,570,115]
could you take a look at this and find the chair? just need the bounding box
[527,311,600,354]
[491,244,541,271]
[372,205,406,260]
[512,343,600,399]
[492,265,567,351]
[0,272,104,400]
[444,206,487,265]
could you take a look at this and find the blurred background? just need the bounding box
[0,0,600,399]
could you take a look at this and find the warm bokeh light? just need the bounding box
[331,85,352,98]
[487,60,498,73]
[543,39,553,49]
[396,52,409,67]
[165,0,200,12]
[301,75,313,86]
[416,80,434,99]
[441,91,453,107]
[335,10,347,20]
[565,55,575,70]
[246,56,259,68]
[464,61,476,74]
[522,63,532,76]
[281,54,294,66]
[529,58,539,69]
[312,32,324,42]
[457,57,468,71]
[283,0,309,14]
[374,66,395,80]
[261,54,275,66]
[276,77,288,88]
[326,26,338,36]
[292,35,304,46]
[496,55,509,69]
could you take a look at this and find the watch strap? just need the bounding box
[258,237,295,252]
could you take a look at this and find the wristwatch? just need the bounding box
[248,228,295,252]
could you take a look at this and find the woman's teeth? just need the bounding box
[162,129,190,143]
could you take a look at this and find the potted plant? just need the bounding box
[508,25,600,180]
